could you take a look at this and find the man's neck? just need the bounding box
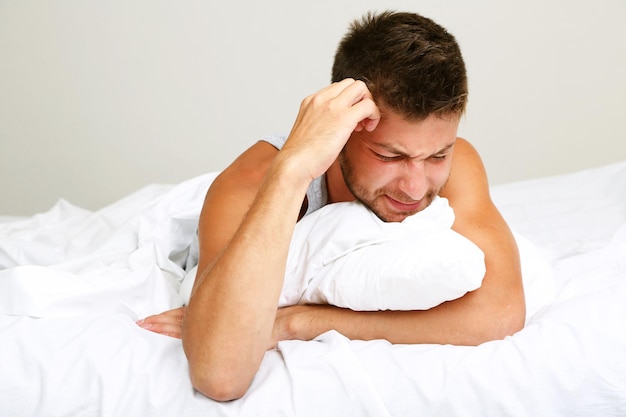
[325,160,354,204]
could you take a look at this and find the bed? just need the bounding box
[1,159,625,416]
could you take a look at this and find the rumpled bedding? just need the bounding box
[1,161,626,416]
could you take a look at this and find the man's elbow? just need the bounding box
[183,337,255,401]
[188,364,251,402]
[488,301,526,342]
[497,316,525,340]
[463,298,525,345]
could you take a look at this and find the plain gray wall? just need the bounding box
[1,0,625,215]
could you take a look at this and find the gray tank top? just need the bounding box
[261,135,328,217]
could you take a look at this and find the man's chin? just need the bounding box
[367,206,415,223]
[368,195,436,223]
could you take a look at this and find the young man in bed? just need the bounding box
[138,11,525,400]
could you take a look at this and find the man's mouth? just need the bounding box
[384,195,422,213]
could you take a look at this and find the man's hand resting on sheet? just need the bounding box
[137,307,186,339]
[138,304,315,349]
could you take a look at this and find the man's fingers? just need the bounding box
[136,307,186,338]
[319,78,357,96]
[146,323,182,338]
[311,78,370,106]
[332,80,380,129]
[137,319,183,338]
[327,79,369,106]
[351,97,381,131]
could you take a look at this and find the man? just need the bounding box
[138,11,525,401]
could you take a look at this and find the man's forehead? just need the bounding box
[367,121,457,146]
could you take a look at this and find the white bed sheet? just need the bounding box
[1,161,625,416]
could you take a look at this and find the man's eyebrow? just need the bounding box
[372,141,456,158]
[371,142,411,157]
[431,143,456,155]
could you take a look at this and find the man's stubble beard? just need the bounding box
[338,151,443,223]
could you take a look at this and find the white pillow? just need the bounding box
[179,197,556,316]
[179,197,487,311]
[279,197,486,310]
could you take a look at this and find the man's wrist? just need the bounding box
[293,304,336,341]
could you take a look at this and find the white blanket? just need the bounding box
[1,161,626,416]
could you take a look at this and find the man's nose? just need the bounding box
[397,160,428,201]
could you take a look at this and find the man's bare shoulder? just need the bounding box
[197,140,279,268]
[439,137,488,205]
[451,137,482,170]
[204,139,280,217]
[214,140,279,188]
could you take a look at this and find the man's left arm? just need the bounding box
[272,138,526,346]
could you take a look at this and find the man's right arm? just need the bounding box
[182,144,311,401]
[182,79,381,401]
[134,141,279,340]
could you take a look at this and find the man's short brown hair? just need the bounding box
[332,11,468,120]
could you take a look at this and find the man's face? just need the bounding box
[339,112,459,223]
